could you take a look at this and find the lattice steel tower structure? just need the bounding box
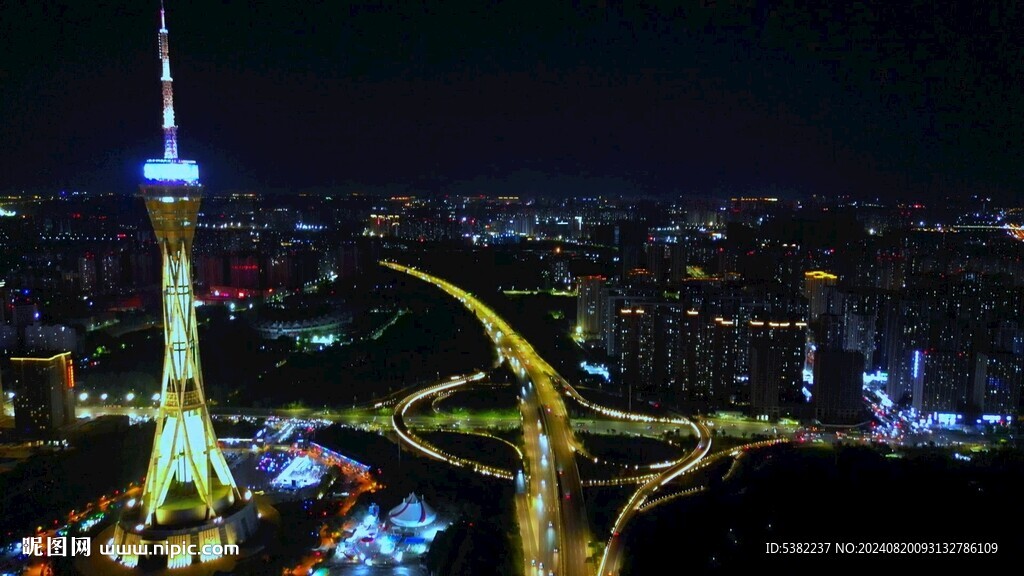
[112,3,258,569]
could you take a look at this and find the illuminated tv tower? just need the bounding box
[111,3,258,569]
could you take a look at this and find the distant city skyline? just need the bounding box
[2,3,1022,575]
[3,1,1024,200]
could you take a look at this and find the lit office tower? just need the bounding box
[111,5,258,569]
[748,319,806,418]
[9,352,76,438]
[575,275,606,340]
[804,270,838,320]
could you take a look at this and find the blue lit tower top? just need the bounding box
[143,1,199,186]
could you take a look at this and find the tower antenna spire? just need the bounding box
[158,0,178,159]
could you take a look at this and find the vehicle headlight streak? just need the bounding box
[597,436,789,576]
[392,372,513,480]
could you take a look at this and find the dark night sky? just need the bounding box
[2,0,1024,200]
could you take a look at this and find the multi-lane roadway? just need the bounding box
[76,405,698,441]
[598,419,711,576]
[383,261,592,576]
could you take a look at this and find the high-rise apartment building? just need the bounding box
[575,275,606,340]
[749,319,806,418]
[804,270,838,320]
[9,352,76,438]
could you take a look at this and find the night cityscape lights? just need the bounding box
[0,1,1022,575]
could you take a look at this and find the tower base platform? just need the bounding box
[75,496,278,575]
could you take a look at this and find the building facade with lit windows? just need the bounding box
[616,305,656,396]
[748,319,807,418]
[676,313,744,406]
[22,324,78,354]
[971,351,1022,416]
[804,270,839,320]
[8,351,76,438]
[912,348,973,414]
[575,275,606,340]
[600,287,660,356]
